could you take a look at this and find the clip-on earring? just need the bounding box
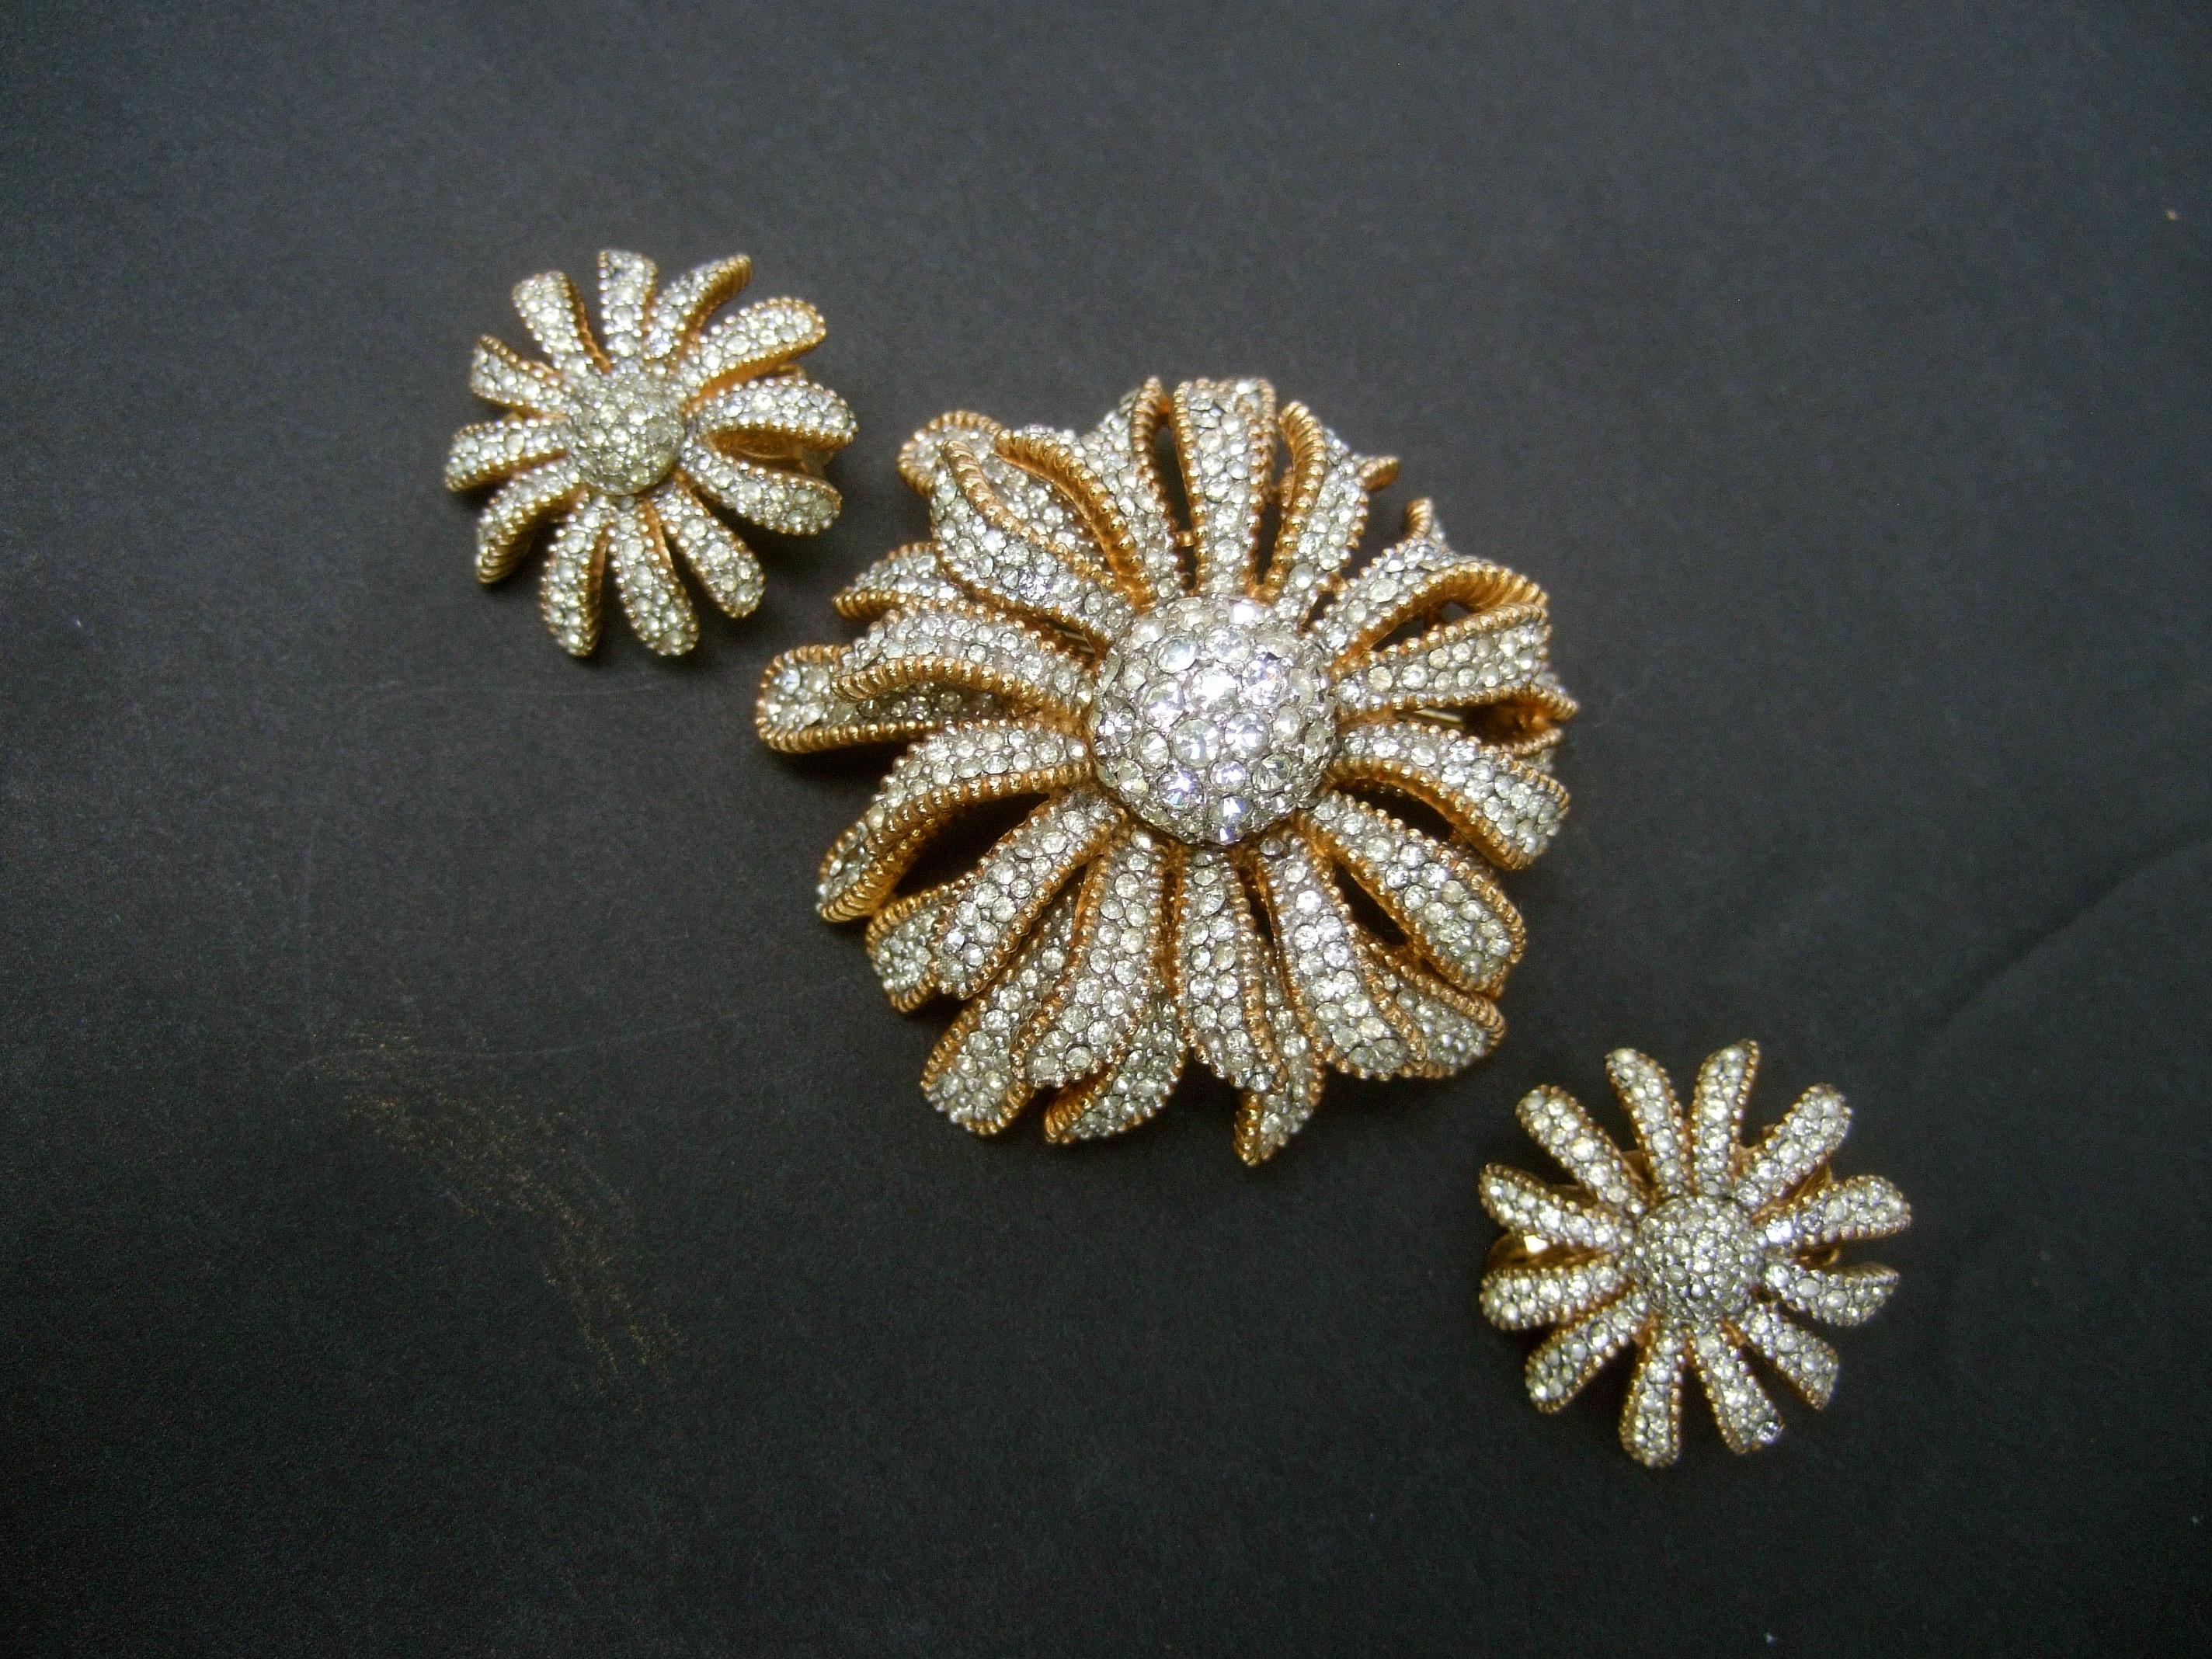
[446,249,855,656]
[1480,1042,1910,1465]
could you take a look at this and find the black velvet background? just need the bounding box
[3,2,2207,1652]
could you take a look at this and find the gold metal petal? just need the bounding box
[643,256,752,364]
[815,722,1091,921]
[511,269,603,376]
[468,337,568,416]
[1170,377,1275,597]
[1021,830,1172,1088]
[444,417,569,492]
[606,497,697,656]
[755,645,1011,756]
[474,458,584,583]
[833,544,967,620]
[1330,721,1568,870]
[596,249,657,362]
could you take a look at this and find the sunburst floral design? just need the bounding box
[757,377,1577,1163]
[447,250,854,657]
[1480,1043,1911,1465]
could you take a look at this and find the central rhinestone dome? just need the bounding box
[1629,1196,1764,1323]
[565,363,685,495]
[1087,596,1337,846]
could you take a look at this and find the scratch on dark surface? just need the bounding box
[323,1031,675,1388]
[1917,829,2211,1052]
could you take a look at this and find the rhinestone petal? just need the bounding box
[1250,830,1414,1077]
[1514,1086,1644,1214]
[921,896,1076,1133]
[537,493,613,657]
[692,375,857,455]
[1733,1085,1852,1214]
[642,256,752,364]
[473,458,583,583]
[595,249,656,362]
[1621,1320,1691,1467]
[1171,377,1275,596]
[836,600,1093,721]
[1480,1167,1626,1252]
[930,440,1134,645]
[1480,1255,1629,1332]
[1042,995,1184,1143]
[511,270,600,376]
[864,885,955,1013]
[1233,954,1323,1164]
[1069,379,1181,604]
[1310,523,1546,664]
[468,337,568,416]
[1607,1049,1691,1199]
[1267,401,1389,621]
[1170,849,1281,1094]
[1022,830,1171,1088]
[1689,1042,1760,1198]
[1764,1175,1912,1251]
[1330,722,1567,869]
[444,417,568,491]
[1370,948,1503,1076]
[1330,607,1553,717]
[1303,790,1522,995]
[606,497,696,656]
[651,479,763,617]
[934,789,1123,1000]
[756,645,1009,755]
[816,722,1091,920]
[1762,1259,1901,1327]
[670,296,826,402]
[1734,1302,1840,1407]
[679,437,840,535]
[833,545,969,619]
[1526,1290,1650,1410]
[1689,1325,1784,1453]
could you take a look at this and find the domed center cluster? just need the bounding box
[1087,596,1337,846]
[1628,1195,1764,1322]
[565,363,685,495]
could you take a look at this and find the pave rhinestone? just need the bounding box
[1480,1045,1908,1464]
[1628,1195,1762,1323]
[1087,596,1336,845]
[452,252,851,656]
[763,379,1577,1162]
[562,362,687,495]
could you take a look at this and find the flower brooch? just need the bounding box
[758,378,1575,1163]
[1480,1043,1910,1465]
[448,250,854,656]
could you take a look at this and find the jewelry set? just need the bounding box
[446,249,1909,1468]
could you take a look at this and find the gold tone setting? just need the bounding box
[447,251,854,657]
[1480,1042,1910,1466]
[758,377,1576,1163]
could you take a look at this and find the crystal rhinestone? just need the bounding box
[563,363,686,495]
[1087,596,1334,845]
[764,379,1577,1163]
[1627,1195,1762,1322]
[1480,1045,1906,1463]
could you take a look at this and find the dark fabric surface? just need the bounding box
[3,2,2207,1651]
